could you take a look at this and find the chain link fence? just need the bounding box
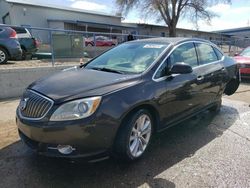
[1,24,250,68]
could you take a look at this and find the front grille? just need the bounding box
[19,90,53,119]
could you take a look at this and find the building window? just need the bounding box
[161,32,165,37]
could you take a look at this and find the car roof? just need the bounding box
[130,37,212,46]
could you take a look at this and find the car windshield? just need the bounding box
[85,42,169,74]
[240,47,250,57]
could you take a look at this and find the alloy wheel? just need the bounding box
[0,50,6,63]
[129,114,152,158]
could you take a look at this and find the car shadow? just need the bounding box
[0,104,239,188]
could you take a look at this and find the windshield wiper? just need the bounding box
[90,67,124,74]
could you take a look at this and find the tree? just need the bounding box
[116,0,231,37]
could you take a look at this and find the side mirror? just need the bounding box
[170,62,193,74]
[234,53,239,56]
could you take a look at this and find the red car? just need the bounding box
[234,47,250,78]
[85,36,115,47]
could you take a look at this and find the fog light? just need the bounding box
[57,145,75,155]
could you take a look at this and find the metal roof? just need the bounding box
[5,0,121,18]
[48,19,137,29]
[215,27,250,34]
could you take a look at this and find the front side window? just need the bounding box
[169,42,198,67]
[196,43,218,65]
[154,42,198,79]
[85,42,169,74]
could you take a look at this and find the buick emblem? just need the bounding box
[20,98,29,111]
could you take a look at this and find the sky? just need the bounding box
[34,0,250,31]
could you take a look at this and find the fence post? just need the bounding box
[93,33,96,57]
[50,30,55,67]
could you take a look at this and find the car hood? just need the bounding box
[28,68,140,103]
[234,56,250,64]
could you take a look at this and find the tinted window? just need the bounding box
[196,43,218,64]
[12,27,26,34]
[154,42,198,79]
[154,58,170,79]
[169,42,198,67]
[213,47,223,60]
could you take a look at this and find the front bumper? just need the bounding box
[16,112,118,161]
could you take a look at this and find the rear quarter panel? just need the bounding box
[223,56,239,81]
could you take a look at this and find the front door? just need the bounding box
[153,42,203,128]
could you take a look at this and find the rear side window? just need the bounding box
[196,43,218,65]
[12,27,27,34]
[213,47,223,60]
[169,42,198,67]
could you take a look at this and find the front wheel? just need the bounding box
[114,109,153,161]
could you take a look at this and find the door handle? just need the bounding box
[221,67,226,71]
[197,75,204,81]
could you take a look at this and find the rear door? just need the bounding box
[194,42,224,106]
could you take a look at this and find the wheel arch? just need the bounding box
[112,103,160,159]
[119,103,160,134]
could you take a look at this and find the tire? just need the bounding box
[114,109,153,161]
[0,47,8,64]
[209,99,222,113]
[224,78,240,96]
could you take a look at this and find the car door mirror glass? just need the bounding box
[170,62,193,74]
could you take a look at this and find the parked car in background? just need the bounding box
[0,26,22,64]
[11,26,38,60]
[17,38,239,162]
[234,47,250,78]
[85,36,115,47]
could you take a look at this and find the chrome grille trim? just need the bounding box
[18,90,54,120]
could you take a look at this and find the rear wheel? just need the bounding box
[224,78,240,96]
[114,109,153,161]
[0,47,8,64]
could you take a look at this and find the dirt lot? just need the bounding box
[0,81,250,188]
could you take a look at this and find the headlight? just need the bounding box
[50,96,101,121]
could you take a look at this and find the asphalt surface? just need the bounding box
[0,81,250,188]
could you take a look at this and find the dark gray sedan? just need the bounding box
[16,38,239,162]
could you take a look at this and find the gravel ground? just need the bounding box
[0,83,250,188]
